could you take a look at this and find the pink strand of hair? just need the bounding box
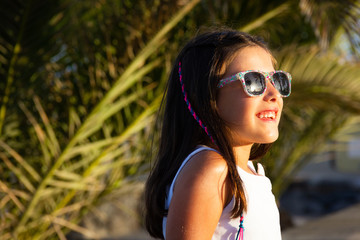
[178,61,215,144]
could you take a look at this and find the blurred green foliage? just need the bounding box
[0,0,359,238]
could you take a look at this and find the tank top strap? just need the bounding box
[247,161,266,176]
[165,146,219,208]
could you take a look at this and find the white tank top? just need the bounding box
[162,146,281,239]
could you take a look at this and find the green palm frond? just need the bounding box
[239,2,290,32]
[1,89,161,239]
[299,0,360,50]
[0,0,69,136]
[0,0,202,238]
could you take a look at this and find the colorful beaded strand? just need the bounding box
[235,213,244,240]
[178,62,215,144]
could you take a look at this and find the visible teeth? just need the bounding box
[258,111,276,119]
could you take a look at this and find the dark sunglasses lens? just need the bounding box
[244,72,266,95]
[273,72,290,96]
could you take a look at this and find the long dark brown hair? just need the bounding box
[145,28,273,239]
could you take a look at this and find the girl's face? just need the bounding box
[217,46,283,146]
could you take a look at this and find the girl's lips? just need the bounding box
[256,109,278,121]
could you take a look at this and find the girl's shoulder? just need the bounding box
[172,147,231,202]
[166,149,232,238]
[182,147,228,179]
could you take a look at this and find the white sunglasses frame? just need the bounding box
[217,70,292,97]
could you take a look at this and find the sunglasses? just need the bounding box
[217,70,292,97]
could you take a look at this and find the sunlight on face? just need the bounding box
[217,46,283,146]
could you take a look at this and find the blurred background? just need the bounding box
[0,0,360,239]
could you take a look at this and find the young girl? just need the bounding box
[145,29,291,239]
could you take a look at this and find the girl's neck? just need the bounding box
[233,144,255,174]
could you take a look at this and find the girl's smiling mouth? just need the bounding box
[256,109,278,120]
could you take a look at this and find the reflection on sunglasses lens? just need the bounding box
[273,72,289,96]
[245,72,265,95]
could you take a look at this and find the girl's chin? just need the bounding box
[230,129,279,145]
[257,132,279,144]
[232,136,279,146]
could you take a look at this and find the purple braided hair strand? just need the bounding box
[178,62,215,144]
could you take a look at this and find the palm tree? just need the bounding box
[0,0,204,238]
